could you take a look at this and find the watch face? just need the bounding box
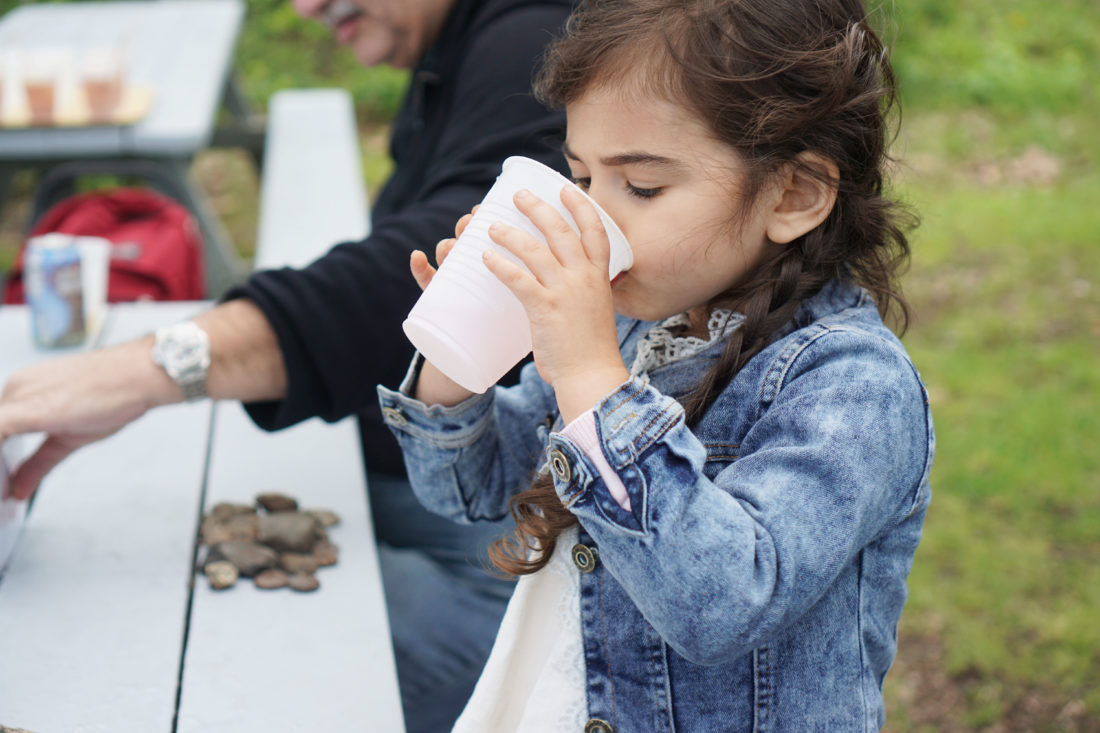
[157,325,210,379]
[165,337,204,373]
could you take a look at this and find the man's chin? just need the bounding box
[352,39,405,69]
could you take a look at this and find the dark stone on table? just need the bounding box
[256,492,299,513]
[257,513,320,553]
[210,502,255,521]
[288,572,320,592]
[201,513,259,545]
[304,509,340,527]
[313,540,339,567]
[207,540,278,577]
[254,568,289,590]
[279,552,319,575]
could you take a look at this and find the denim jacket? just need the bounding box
[378,279,934,731]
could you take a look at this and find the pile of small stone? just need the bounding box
[198,492,340,593]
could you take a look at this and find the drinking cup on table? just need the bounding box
[81,45,125,123]
[76,236,111,338]
[403,156,633,393]
[23,48,70,125]
[25,234,110,347]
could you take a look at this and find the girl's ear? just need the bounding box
[764,152,839,245]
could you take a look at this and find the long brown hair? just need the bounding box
[489,0,916,576]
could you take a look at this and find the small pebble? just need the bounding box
[210,502,255,521]
[205,561,239,590]
[207,540,278,578]
[254,569,289,590]
[279,553,319,574]
[305,509,340,527]
[288,572,320,592]
[201,513,259,545]
[256,492,299,513]
[313,541,339,567]
[258,513,320,553]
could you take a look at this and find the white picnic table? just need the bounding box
[0,302,405,732]
[0,0,252,297]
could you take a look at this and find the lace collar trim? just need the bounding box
[628,308,743,377]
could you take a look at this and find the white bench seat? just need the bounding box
[254,89,371,271]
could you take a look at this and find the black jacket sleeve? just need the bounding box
[228,4,570,462]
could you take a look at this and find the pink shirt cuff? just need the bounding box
[559,411,632,512]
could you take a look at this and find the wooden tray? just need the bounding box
[0,83,154,129]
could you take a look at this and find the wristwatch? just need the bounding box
[152,321,211,402]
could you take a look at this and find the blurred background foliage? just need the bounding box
[0,0,1098,729]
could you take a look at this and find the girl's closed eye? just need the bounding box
[571,176,663,200]
[626,182,662,199]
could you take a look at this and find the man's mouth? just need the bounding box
[322,0,363,41]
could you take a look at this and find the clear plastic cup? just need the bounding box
[23,47,71,125]
[403,156,632,393]
[81,45,125,123]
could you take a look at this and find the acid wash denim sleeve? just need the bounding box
[376,354,562,523]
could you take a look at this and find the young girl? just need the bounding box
[380,0,934,729]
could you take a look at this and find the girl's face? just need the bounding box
[565,85,774,323]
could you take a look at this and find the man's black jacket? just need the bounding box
[232,0,573,477]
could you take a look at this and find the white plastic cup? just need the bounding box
[75,236,111,337]
[403,156,633,393]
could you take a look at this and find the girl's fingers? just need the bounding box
[436,237,456,266]
[454,207,477,239]
[487,221,561,285]
[409,250,436,290]
[512,189,586,268]
[561,185,611,268]
[481,249,542,304]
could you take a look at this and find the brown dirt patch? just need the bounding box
[887,630,1099,731]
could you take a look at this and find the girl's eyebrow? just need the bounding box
[562,142,686,171]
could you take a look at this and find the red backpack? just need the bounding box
[3,188,205,304]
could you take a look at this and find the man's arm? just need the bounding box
[0,299,283,499]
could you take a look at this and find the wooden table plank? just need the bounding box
[176,403,405,732]
[0,304,212,733]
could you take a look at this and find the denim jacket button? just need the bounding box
[549,448,571,482]
[571,543,598,573]
[584,719,614,733]
[381,407,408,427]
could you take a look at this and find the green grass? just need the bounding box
[887,150,1100,726]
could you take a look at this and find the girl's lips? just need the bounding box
[610,272,626,287]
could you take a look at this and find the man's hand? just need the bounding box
[0,299,289,500]
[0,338,174,499]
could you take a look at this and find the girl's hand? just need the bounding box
[409,207,477,290]
[483,186,629,423]
[410,207,479,407]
